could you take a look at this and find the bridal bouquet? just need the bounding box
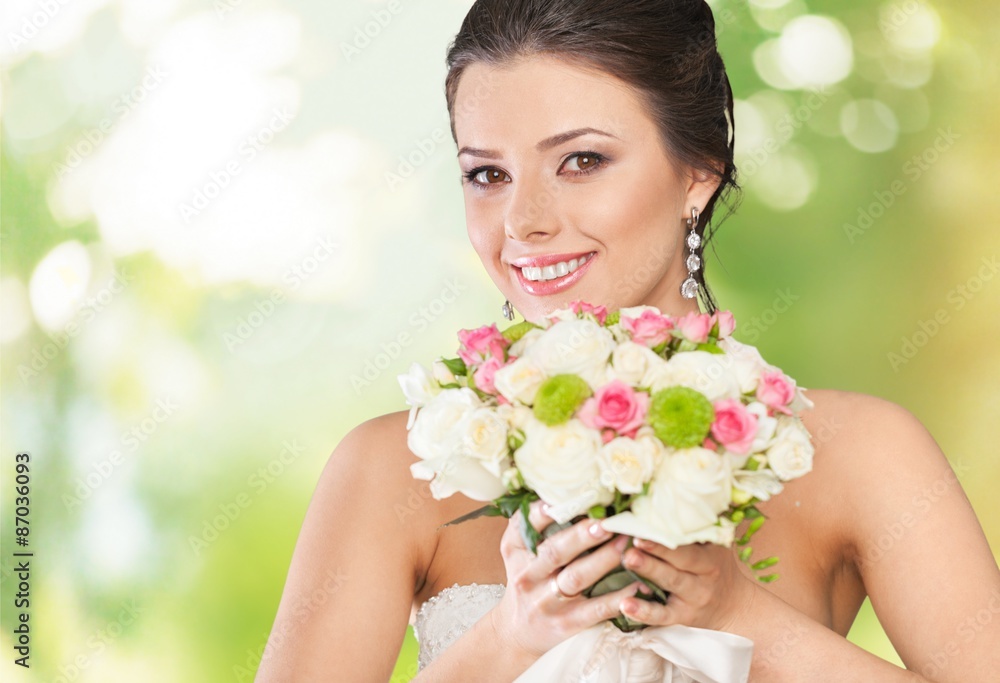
[398,300,815,637]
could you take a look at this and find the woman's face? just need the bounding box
[452,54,721,324]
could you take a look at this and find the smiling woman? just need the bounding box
[251,1,1000,682]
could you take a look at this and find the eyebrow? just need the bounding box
[457,127,620,159]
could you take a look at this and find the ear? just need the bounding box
[683,163,724,217]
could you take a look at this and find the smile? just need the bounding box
[520,253,593,281]
[510,251,598,296]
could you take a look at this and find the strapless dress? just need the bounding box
[411,581,754,682]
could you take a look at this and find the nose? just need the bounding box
[503,173,561,242]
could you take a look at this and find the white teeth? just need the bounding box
[519,253,592,282]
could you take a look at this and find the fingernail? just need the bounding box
[541,502,552,515]
[589,522,611,538]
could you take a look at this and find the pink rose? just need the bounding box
[712,310,736,338]
[457,324,509,366]
[674,311,714,343]
[569,300,608,325]
[756,370,795,415]
[577,379,650,441]
[710,398,758,454]
[472,356,504,395]
[620,310,674,347]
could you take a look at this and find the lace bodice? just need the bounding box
[412,582,506,671]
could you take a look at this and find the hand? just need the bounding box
[489,499,651,661]
[615,536,757,632]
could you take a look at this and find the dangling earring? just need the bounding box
[680,206,701,300]
[501,299,515,321]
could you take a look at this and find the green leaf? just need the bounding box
[501,320,541,343]
[739,546,753,562]
[438,504,499,529]
[441,356,467,376]
[695,342,725,355]
[605,310,620,326]
[518,496,542,555]
[758,573,780,583]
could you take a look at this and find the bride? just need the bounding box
[255,1,1000,681]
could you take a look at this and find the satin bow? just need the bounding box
[513,620,753,683]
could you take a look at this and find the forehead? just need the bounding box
[452,55,653,147]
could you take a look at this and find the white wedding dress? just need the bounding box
[412,582,754,682]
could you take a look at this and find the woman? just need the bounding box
[255,1,1000,681]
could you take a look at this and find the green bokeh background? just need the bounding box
[1,1,998,681]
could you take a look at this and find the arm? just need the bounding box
[254,413,421,682]
[725,395,1000,681]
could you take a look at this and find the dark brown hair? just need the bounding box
[444,0,740,314]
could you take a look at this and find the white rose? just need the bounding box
[746,400,778,453]
[607,341,665,387]
[398,362,441,428]
[642,350,741,401]
[718,337,768,394]
[407,388,480,461]
[496,402,534,431]
[597,434,657,494]
[493,356,545,404]
[765,416,814,480]
[431,358,458,386]
[410,454,508,501]
[789,386,815,412]
[509,327,545,357]
[733,468,784,502]
[526,318,616,389]
[618,305,661,319]
[461,408,511,477]
[600,446,735,548]
[513,416,614,523]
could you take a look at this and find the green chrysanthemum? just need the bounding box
[532,374,592,425]
[648,385,715,448]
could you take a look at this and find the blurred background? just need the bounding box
[1,0,997,680]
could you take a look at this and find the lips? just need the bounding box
[510,250,598,296]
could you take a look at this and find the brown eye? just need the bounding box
[563,152,605,173]
[475,169,510,184]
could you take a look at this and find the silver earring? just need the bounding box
[501,299,515,321]
[680,206,702,300]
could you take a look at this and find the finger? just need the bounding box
[619,589,679,627]
[524,515,615,582]
[556,534,631,596]
[634,538,724,573]
[567,580,651,631]
[526,499,556,534]
[623,546,693,597]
